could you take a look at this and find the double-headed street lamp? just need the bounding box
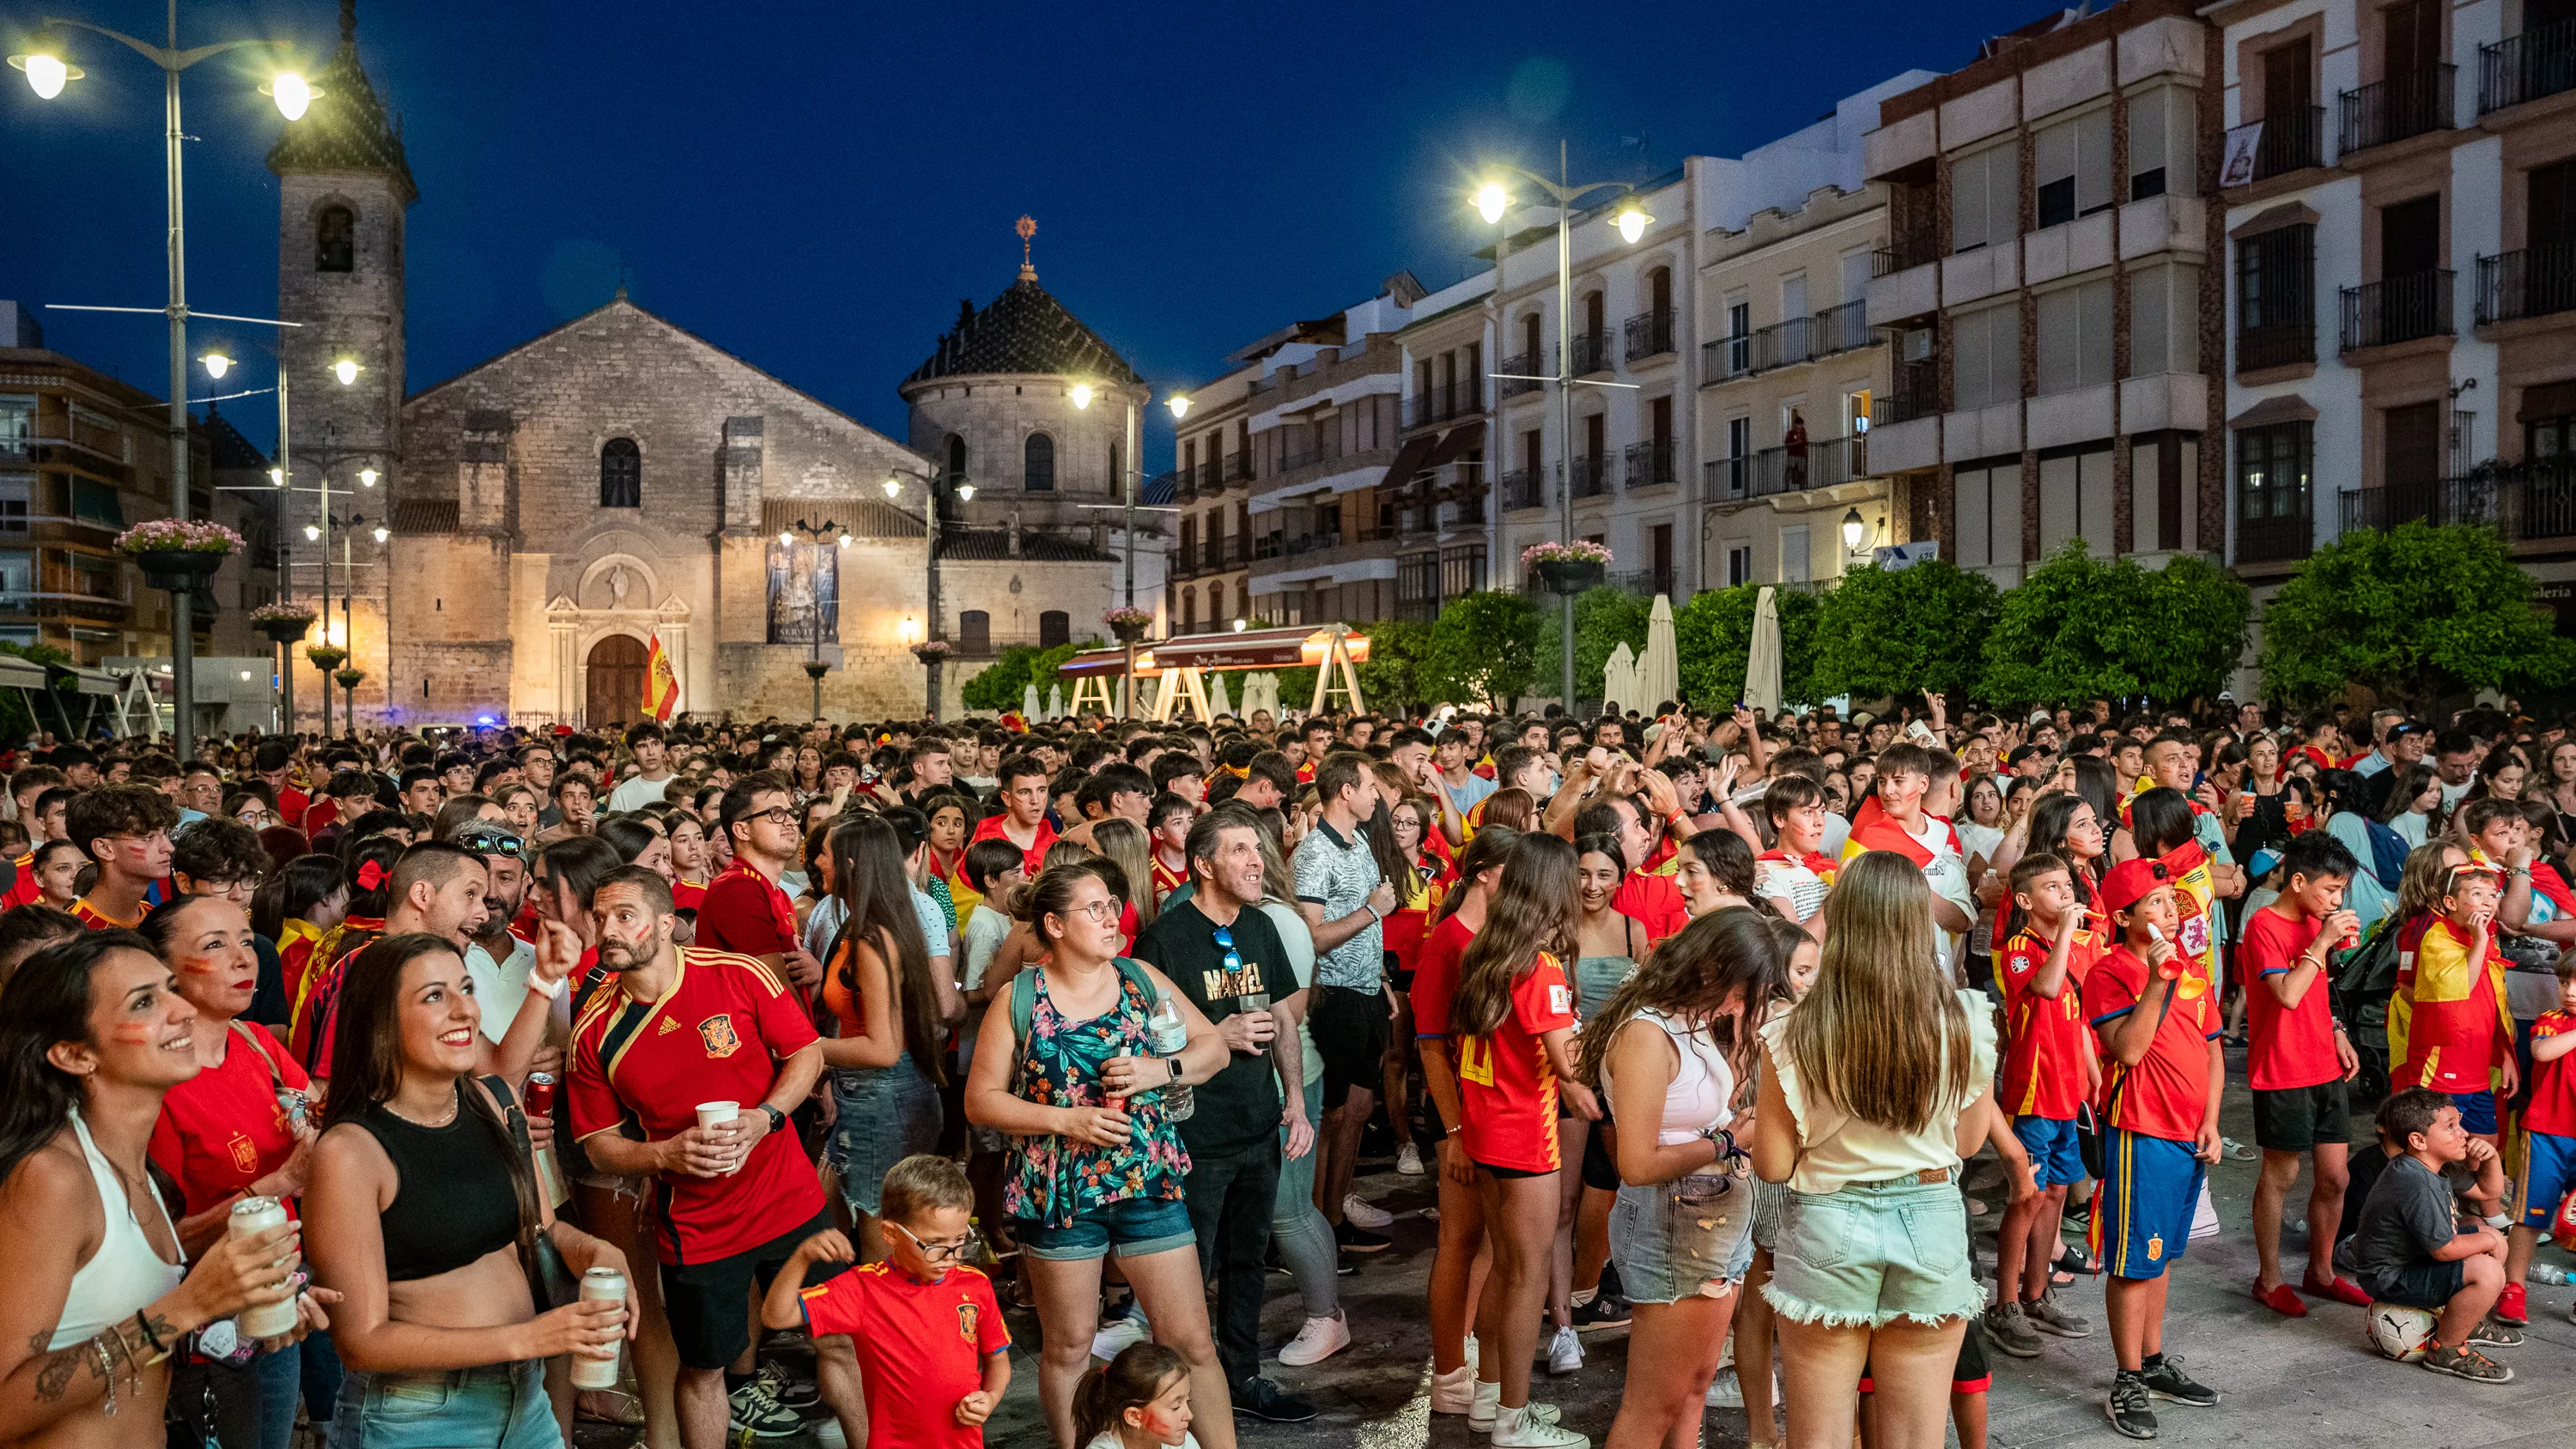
[13,4,318,758]
[779,518,852,720]
[304,506,385,734]
[882,465,976,722]
[1470,143,1654,711]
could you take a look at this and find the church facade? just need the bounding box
[264,5,1150,728]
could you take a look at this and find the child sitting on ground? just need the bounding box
[1078,1342,1200,1449]
[2350,1088,2521,1381]
[762,1154,1012,1446]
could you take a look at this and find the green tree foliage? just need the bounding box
[1808,560,2001,703]
[1980,543,2251,707]
[1673,585,1818,708]
[1532,586,1653,705]
[1429,591,1542,708]
[957,639,1091,712]
[2257,521,2576,707]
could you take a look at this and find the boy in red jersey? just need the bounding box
[2082,858,2224,1440]
[2390,862,2518,1148]
[1986,852,2100,1356]
[2500,958,2576,1326]
[698,771,823,994]
[62,784,177,929]
[2241,831,2372,1316]
[763,1155,1011,1448]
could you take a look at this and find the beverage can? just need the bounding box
[276,1088,308,1134]
[571,1267,627,1389]
[523,1072,558,1119]
[229,1197,300,1339]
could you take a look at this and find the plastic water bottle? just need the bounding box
[1148,991,1194,1121]
[2532,1264,2571,1286]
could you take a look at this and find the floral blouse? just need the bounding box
[1003,964,1190,1227]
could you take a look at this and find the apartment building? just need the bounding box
[1698,72,1941,589]
[1388,276,1498,620]
[1863,0,2223,587]
[1163,361,1256,634]
[2215,0,2576,634]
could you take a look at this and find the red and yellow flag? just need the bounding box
[642,633,678,721]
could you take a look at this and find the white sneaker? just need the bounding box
[1431,1363,1476,1416]
[1493,1404,1589,1448]
[1397,1142,1425,1175]
[1343,1193,1395,1229]
[1705,1366,1743,1406]
[1471,1379,1561,1434]
[1279,1312,1350,1367]
[1546,1325,1583,1375]
[1089,1313,1149,1361]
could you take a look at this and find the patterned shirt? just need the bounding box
[1292,819,1384,991]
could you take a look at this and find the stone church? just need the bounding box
[267,3,1150,727]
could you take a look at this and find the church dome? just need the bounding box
[902,219,1138,391]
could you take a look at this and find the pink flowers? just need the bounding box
[115,518,246,556]
[1521,540,1613,567]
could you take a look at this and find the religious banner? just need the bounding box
[766,540,838,645]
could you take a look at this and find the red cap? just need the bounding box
[2098,858,2172,914]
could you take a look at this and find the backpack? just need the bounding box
[1007,957,1160,1071]
[2362,819,2409,892]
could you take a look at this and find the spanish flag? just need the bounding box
[642,633,679,721]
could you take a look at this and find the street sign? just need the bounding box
[1873,541,1940,571]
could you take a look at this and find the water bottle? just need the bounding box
[1148,990,1194,1122]
[2532,1264,2570,1286]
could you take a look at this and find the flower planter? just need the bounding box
[305,646,348,672]
[136,549,224,593]
[1535,558,1605,596]
[1110,620,1149,645]
[256,617,315,646]
[332,669,365,689]
[802,660,830,681]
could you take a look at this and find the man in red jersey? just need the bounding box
[571,867,850,1449]
[698,772,823,994]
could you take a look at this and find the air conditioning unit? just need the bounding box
[1900,328,1934,362]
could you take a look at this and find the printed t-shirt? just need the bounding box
[1456,952,1577,1173]
[1754,850,1837,924]
[670,877,708,914]
[1997,925,2100,1120]
[2238,906,2342,1092]
[967,813,1057,877]
[2391,916,2513,1094]
[568,947,825,1264]
[148,1022,309,1218]
[1148,854,1188,902]
[800,1263,1008,1449]
[696,863,800,961]
[1611,869,1689,946]
[1382,858,1451,980]
[2525,1009,2576,1137]
[2082,941,2220,1143]
[1132,898,1291,1157]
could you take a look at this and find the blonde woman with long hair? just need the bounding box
[1750,852,1998,1449]
[1091,819,1161,934]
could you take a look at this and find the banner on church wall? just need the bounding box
[766,541,839,646]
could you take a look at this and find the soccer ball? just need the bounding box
[2366,1302,2437,1362]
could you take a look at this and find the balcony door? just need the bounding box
[2385,401,2445,521]
[2385,0,2439,80]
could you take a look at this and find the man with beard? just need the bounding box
[456,822,538,1043]
[569,867,855,1449]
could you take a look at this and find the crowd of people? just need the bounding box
[0,693,2567,1449]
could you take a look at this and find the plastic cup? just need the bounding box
[696,1101,742,1174]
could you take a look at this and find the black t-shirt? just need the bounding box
[1133,897,1287,1157]
[2352,1154,2461,1294]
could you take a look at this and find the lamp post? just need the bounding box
[781,518,848,720]
[1471,143,1654,710]
[883,464,968,722]
[305,503,382,732]
[1072,385,1188,715]
[13,4,315,759]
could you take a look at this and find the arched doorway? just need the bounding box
[585,634,648,727]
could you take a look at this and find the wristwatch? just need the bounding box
[758,1104,787,1136]
[1168,1057,1185,1082]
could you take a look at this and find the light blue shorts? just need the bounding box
[1762,1172,1981,1329]
[332,1359,559,1449]
[1608,1169,1754,1304]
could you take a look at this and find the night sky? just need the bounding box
[7,0,2047,462]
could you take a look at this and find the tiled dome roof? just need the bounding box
[264,1,416,204]
[903,278,1139,389]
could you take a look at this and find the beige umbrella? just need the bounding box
[1746,586,1783,713]
[1639,595,1680,709]
[1208,671,1235,718]
[1602,641,1640,715]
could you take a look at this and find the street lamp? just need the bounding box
[1166,394,1192,421]
[783,517,843,719]
[15,4,313,758]
[1842,507,1868,554]
[1470,141,1653,710]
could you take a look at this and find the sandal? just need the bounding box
[575,1390,644,1427]
[2054,1246,2101,1278]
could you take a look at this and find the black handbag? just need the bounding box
[477,1075,580,1310]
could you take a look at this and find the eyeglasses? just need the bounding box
[749,806,799,828]
[1062,899,1121,925]
[888,1219,982,1264]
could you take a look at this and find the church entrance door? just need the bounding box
[584,634,648,727]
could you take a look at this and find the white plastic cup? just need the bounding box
[571,1267,627,1389]
[695,1101,742,1175]
[229,1197,301,1338]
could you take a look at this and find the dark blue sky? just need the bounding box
[6,0,2044,461]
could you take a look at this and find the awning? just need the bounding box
[0,657,46,691]
[1376,433,1441,494]
[46,664,123,696]
[1150,626,1370,671]
[1420,420,1487,474]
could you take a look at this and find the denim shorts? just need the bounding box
[1608,1169,1754,1303]
[1016,1193,1198,1262]
[331,1359,560,1449]
[826,1054,943,1216]
[1762,1172,1981,1329]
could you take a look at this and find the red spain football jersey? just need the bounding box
[696,862,799,961]
[568,947,824,1264]
[800,1264,1009,1449]
[1998,924,2100,1120]
[1456,953,1577,1173]
[2525,1010,2576,1137]
[2083,942,2220,1143]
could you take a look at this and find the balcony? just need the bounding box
[2479,20,2576,113]
[1623,439,1677,489]
[1406,390,1483,428]
[1874,359,1941,427]
[1623,309,1675,363]
[2245,106,2325,182]
[1442,495,1487,529]
[2476,243,2576,325]
[1501,468,1547,512]
[1224,452,1249,484]
[1498,351,1546,398]
[1746,435,1866,496]
[2340,270,2454,352]
[2340,459,2576,540]
[2234,510,2314,563]
[1278,442,1342,474]
[2340,66,2455,155]
[2236,318,2316,373]
[1569,455,1612,500]
[1702,300,1874,381]
[1569,330,1613,377]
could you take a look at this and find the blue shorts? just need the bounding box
[2014,1114,2085,1189]
[1016,1194,1197,1263]
[2515,1130,2576,1230]
[2093,1130,2204,1282]
[2450,1089,2499,1137]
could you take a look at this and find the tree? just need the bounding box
[1808,559,2001,704]
[1979,543,2251,707]
[2258,521,2576,707]
[1673,584,1818,709]
[1532,586,1652,705]
[1429,591,1541,708]
[957,639,1091,712]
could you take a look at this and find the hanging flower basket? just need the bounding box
[911,640,954,663]
[306,645,348,671]
[1104,606,1155,644]
[802,659,830,681]
[1523,540,1611,595]
[333,668,366,689]
[251,602,318,645]
[117,519,246,591]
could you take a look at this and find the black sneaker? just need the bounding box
[1334,1252,1359,1276]
[2105,1371,2158,1440]
[1233,1376,1318,1422]
[1570,1294,1631,1330]
[2138,1355,2218,1408]
[753,1362,819,1413]
[1335,1221,1391,1253]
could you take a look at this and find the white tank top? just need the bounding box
[49,1110,185,1350]
[1601,1008,1737,1146]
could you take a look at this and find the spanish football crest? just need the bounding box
[698,1013,742,1058]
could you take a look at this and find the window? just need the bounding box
[2035,279,2116,393]
[1024,433,1054,491]
[2237,421,2313,543]
[315,205,355,273]
[1951,142,2019,253]
[1952,463,2025,570]
[1235,580,1250,620]
[2129,264,2202,374]
[2237,225,2315,370]
[1038,610,1069,647]
[1725,543,1753,587]
[0,476,26,534]
[2037,448,2116,555]
[598,438,641,508]
[2035,107,2114,227]
[70,479,122,527]
[1182,587,1196,633]
[1951,302,2021,410]
[2127,87,2196,201]
[1779,524,1812,583]
[0,549,30,599]
[1650,524,1674,597]
[0,396,31,452]
[958,609,990,653]
[1726,298,1752,373]
[1725,416,1752,495]
[1397,553,1439,620]
[2385,401,2444,487]
[1441,545,1487,597]
[945,434,967,488]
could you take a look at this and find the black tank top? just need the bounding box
[355,1082,523,1282]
